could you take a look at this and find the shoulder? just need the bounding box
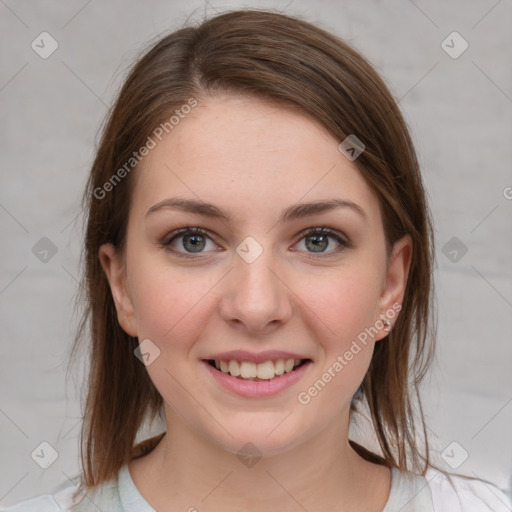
[0,477,121,512]
[385,466,511,512]
[425,467,512,512]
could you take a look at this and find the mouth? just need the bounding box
[204,358,311,381]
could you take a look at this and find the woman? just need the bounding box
[4,9,510,511]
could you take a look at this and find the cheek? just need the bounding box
[290,264,382,396]
[294,264,382,343]
[130,266,215,341]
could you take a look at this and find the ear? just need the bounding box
[374,234,412,341]
[99,243,138,337]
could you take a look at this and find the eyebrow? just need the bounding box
[145,197,367,223]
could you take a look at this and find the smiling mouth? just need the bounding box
[205,358,311,381]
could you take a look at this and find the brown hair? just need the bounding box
[70,8,438,493]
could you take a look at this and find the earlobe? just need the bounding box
[375,234,413,340]
[98,243,138,337]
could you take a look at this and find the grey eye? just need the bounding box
[181,233,207,253]
[295,229,346,254]
[305,234,330,252]
[165,228,218,254]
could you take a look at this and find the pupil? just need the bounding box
[183,234,205,252]
[306,235,328,252]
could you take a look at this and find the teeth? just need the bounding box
[213,358,305,380]
[228,360,240,377]
[254,361,274,380]
[240,361,257,378]
[274,359,285,375]
[284,359,294,372]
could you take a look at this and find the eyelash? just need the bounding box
[160,226,351,260]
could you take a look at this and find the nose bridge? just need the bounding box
[234,234,281,300]
[219,235,292,331]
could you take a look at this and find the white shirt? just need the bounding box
[2,465,511,511]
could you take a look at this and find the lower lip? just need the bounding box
[202,360,312,398]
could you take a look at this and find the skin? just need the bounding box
[100,95,412,511]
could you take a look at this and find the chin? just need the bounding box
[205,418,308,459]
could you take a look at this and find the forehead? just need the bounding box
[131,95,381,225]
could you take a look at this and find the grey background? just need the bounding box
[1,0,511,506]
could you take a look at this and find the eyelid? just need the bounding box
[162,226,213,245]
[294,226,349,245]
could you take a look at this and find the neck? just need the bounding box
[129,412,391,512]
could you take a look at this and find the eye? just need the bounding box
[293,227,350,255]
[162,227,219,256]
[161,226,350,259]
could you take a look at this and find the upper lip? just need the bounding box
[203,350,310,364]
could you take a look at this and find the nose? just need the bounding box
[218,246,293,335]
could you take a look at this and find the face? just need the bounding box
[100,95,411,457]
